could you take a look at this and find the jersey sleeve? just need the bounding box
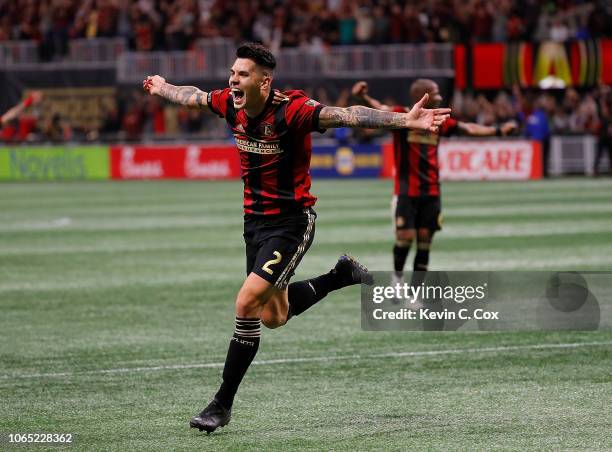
[285,93,327,133]
[206,88,231,118]
[440,118,459,136]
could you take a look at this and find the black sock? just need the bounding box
[411,249,429,286]
[393,244,411,274]
[214,317,261,410]
[287,269,347,319]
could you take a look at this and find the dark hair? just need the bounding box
[236,43,276,71]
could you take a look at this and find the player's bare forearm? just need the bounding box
[362,94,391,111]
[158,84,207,109]
[458,122,496,136]
[351,80,391,111]
[319,106,409,129]
[0,103,26,126]
[458,120,517,136]
[143,75,208,109]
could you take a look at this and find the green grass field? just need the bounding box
[1,178,611,451]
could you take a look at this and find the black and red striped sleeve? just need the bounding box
[285,92,326,133]
[206,88,231,118]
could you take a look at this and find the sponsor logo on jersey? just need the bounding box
[262,123,274,136]
[235,137,283,154]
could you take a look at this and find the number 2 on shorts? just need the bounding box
[262,251,282,275]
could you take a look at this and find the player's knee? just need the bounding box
[235,289,264,317]
[395,229,415,246]
[416,229,433,245]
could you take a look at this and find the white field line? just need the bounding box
[2,341,610,381]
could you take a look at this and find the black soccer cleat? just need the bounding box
[334,254,374,286]
[189,399,231,434]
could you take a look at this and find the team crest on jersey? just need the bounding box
[261,123,274,136]
[305,99,318,107]
[396,216,405,227]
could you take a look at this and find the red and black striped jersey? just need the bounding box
[207,88,325,215]
[391,105,458,197]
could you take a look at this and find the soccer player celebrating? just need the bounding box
[0,91,43,127]
[351,79,516,288]
[143,43,451,434]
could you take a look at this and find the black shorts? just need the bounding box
[394,195,442,231]
[244,208,316,289]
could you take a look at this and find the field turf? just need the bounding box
[1,178,611,451]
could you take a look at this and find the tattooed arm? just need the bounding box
[143,75,208,109]
[319,94,451,132]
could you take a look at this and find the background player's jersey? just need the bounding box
[207,88,325,215]
[392,106,458,197]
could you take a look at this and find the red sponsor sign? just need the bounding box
[381,139,542,180]
[439,140,542,180]
[110,145,240,179]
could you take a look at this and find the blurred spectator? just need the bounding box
[471,1,493,42]
[521,93,551,175]
[403,4,425,43]
[594,86,612,175]
[178,108,203,134]
[354,4,373,44]
[371,5,388,44]
[43,113,72,142]
[121,90,145,141]
[100,103,122,136]
[96,0,119,37]
[337,2,355,45]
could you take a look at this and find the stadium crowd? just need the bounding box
[0,0,610,57]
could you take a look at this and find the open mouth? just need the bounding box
[231,88,245,103]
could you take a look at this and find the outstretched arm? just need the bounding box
[0,91,43,127]
[319,93,451,132]
[143,75,209,109]
[351,81,392,111]
[456,120,517,136]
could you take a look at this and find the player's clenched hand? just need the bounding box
[501,120,518,136]
[405,93,451,133]
[351,81,368,98]
[143,75,166,95]
[272,89,289,105]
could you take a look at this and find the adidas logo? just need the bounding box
[236,124,245,133]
